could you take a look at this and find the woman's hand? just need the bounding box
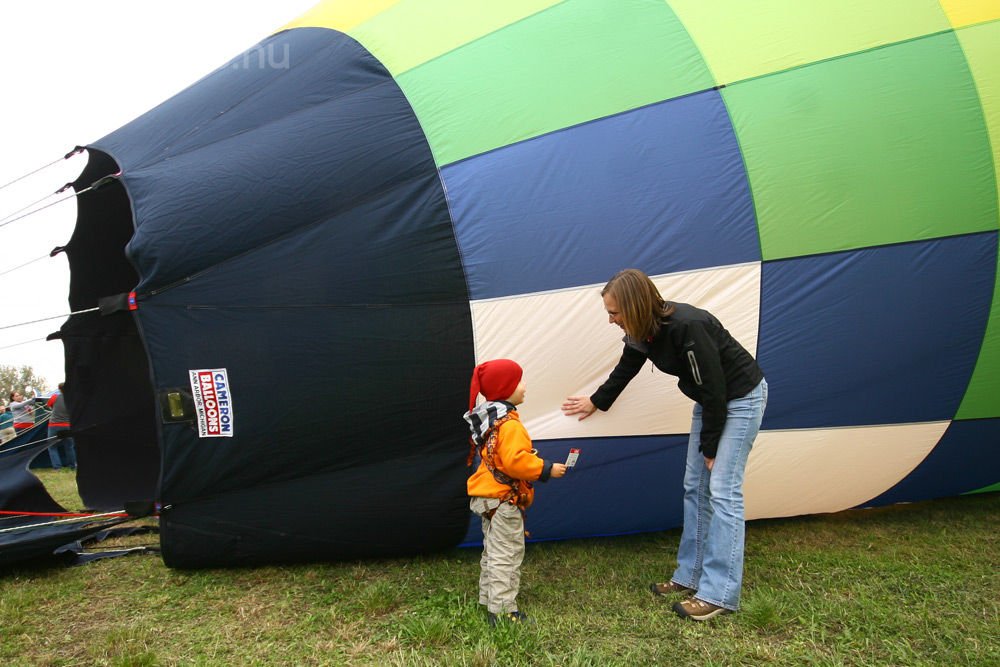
[561,396,597,420]
[550,463,568,478]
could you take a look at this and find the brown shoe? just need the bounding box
[672,597,731,621]
[649,581,695,596]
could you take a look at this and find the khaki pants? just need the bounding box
[470,497,525,614]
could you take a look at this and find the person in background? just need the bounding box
[9,390,39,432]
[0,405,15,444]
[46,383,76,471]
[562,268,767,621]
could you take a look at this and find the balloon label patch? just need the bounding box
[189,369,234,438]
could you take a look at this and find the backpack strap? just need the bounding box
[480,414,531,508]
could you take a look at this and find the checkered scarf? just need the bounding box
[463,400,514,447]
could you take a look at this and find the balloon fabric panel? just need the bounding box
[396,0,713,166]
[952,20,1000,224]
[161,445,470,567]
[341,0,564,76]
[937,0,1000,28]
[282,0,402,33]
[726,31,996,261]
[668,0,952,85]
[744,423,949,519]
[957,242,1000,421]
[96,30,374,172]
[757,233,996,429]
[442,89,758,300]
[968,482,1000,494]
[471,264,761,442]
[112,33,434,294]
[952,21,1000,419]
[96,28,474,565]
[865,418,1000,506]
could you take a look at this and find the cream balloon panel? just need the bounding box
[470,262,762,440]
[743,421,950,520]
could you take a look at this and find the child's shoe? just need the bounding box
[488,610,531,627]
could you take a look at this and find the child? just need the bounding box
[464,359,566,627]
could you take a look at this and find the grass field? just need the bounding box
[1,471,997,666]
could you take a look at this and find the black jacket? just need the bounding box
[590,302,763,458]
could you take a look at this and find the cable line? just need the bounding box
[0,189,80,230]
[0,511,129,534]
[0,307,100,332]
[0,183,72,226]
[0,336,47,351]
[0,252,51,278]
[0,147,85,193]
[0,172,121,231]
[0,432,59,456]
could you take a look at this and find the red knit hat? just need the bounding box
[468,359,523,410]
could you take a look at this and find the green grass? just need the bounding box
[2,472,997,666]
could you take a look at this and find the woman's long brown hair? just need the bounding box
[601,269,675,340]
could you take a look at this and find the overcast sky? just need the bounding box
[0,1,317,388]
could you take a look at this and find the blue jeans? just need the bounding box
[671,378,767,610]
[47,426,77,470]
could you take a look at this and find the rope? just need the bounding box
[0,431,58,455]
[0,147,83,193]
[0,336,47,351]
[0,510,128,534]
[0,307,100,331]
[0,252,51,278]
[0,510,128,518]
[0,171,120,231]
[0,184,71,226]
[0,190,83,230]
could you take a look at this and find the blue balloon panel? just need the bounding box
[462,434,689,545]
[758,232,997,429]
[863,418,1000,506]
[442,89,759,300]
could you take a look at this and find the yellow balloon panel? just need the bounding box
[282,0,400,33]
[938,0,1000,28]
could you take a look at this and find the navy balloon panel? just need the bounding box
[442,89,759,300]
[0,434,64,513]
[95,29,383,170]
[462,435,689,545]
[141,172,464,306]
[123,90,435,292]
[96,29,436,294]
[143,301,472,502]
[99,28,477,563]
[864,418,1000,507]
[758,232,997,429]
[161,445,470,567]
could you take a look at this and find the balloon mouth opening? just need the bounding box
[59,148,161,513]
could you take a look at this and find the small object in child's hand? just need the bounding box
[565,448,580,467]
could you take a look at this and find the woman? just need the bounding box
[562,269,767,621]
[8,391,37,431]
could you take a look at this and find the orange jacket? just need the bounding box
[467,411,545,509]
